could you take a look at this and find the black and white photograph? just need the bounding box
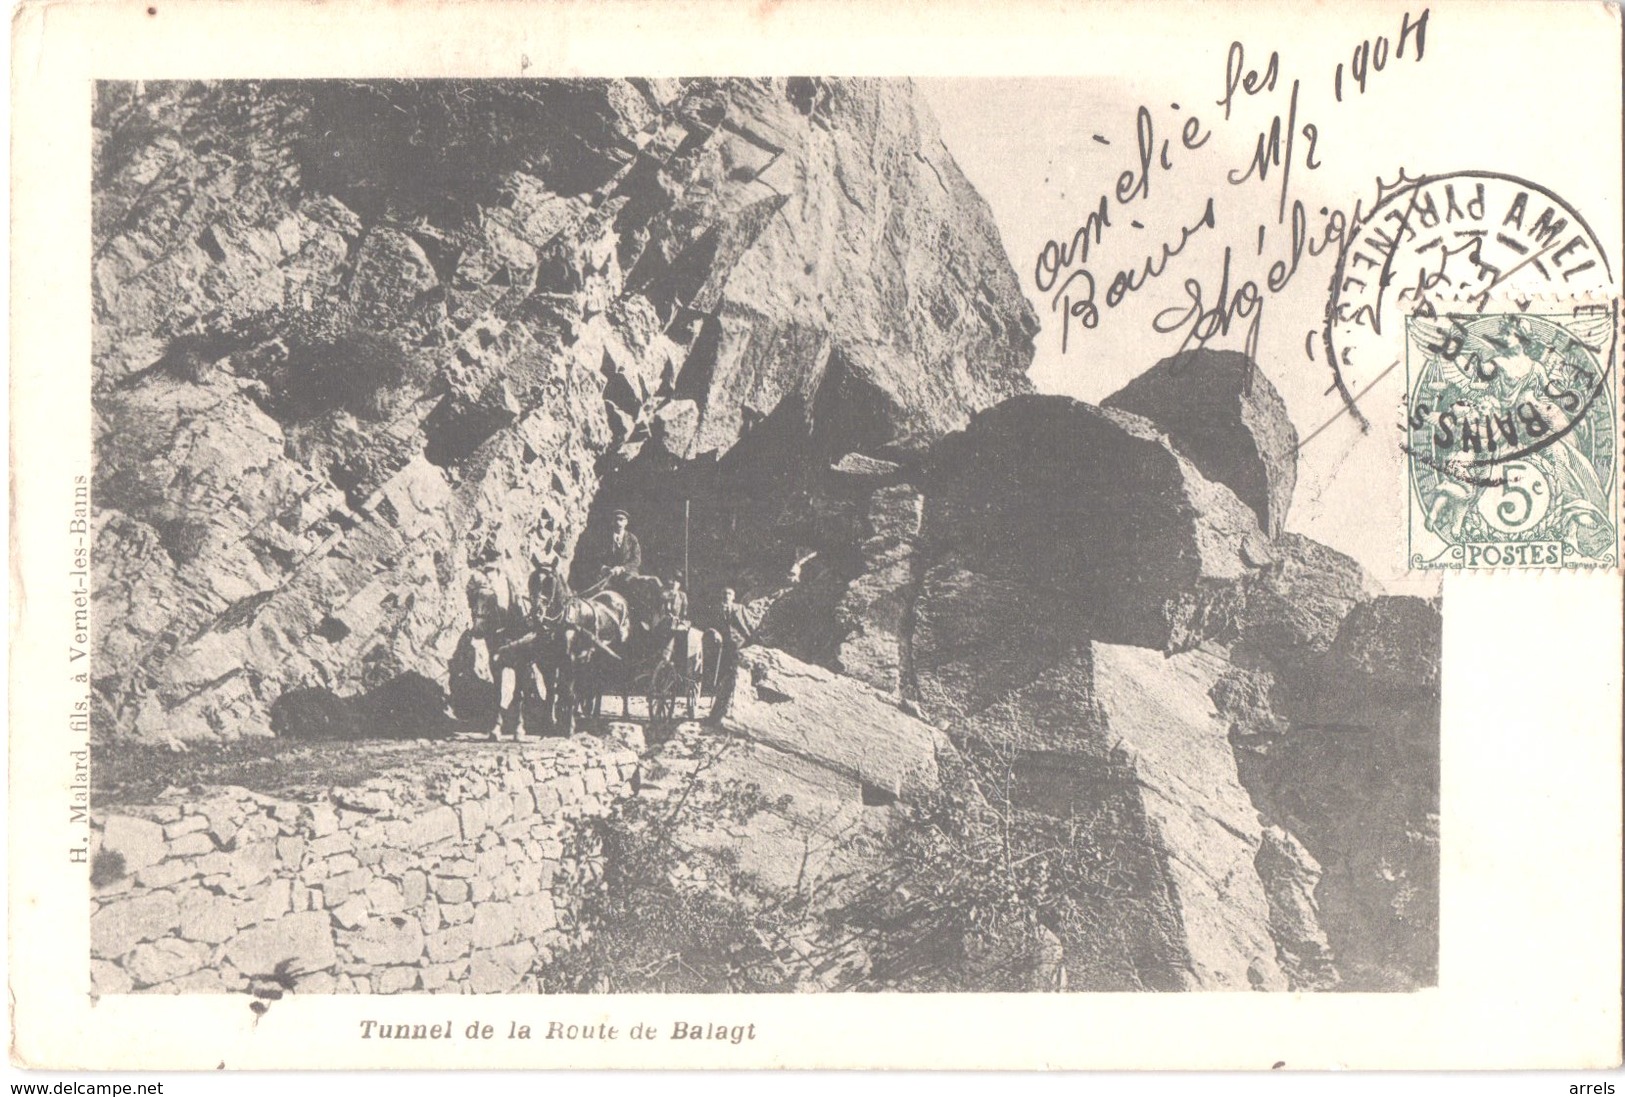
[79,72,1448,998]
[8,0,1622,1073]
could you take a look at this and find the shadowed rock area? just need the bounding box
[918,394,1267,659]
[630,387,1435,991]
[1103,348,1299,538]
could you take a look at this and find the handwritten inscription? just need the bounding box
[1032,7,1434,387]
[1217,41,1279,121]
[1336,9,1431,102]
[1033,104,1213,351]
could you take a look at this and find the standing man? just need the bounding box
[655,572,690,662]
[466,543,531,740]
[710,586,761,723]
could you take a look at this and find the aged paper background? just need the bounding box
[10,0,1623,1071]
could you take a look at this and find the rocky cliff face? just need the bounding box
[1232,595,1441,989]
[643,369,1436,991]
[91,79,1036,744]
[902,381,1433,990]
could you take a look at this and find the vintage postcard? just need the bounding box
[9,0,1622,1073]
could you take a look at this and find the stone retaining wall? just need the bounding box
[89,732,641,994]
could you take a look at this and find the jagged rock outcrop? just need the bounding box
[911,557,1088,723]
[660,411,1432,993]
[1298,596,1442,729]
[90,79,1035,742]
[920,394,1266,658]
[1214,532,1383,726]
[643,646,943,901]
[1255,826,1340,990]
[1102,349,1298,537]
[1232,596,1441,989]
[641,78,1037,458]
[1085,644,1288,990]
[945,641,1288,990]
[834,484,924,693]
[809,385,1437,991]
[1231,532,1379,676]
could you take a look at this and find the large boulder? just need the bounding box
[921,395,1266,655]
[1103,349,1298,537]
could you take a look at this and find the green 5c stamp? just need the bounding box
[1405,304,1620,570]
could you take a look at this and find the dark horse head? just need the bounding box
[528,562,573,627]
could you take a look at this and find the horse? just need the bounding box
[524,564,631,735]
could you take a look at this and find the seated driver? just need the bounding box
[597,509,642,581]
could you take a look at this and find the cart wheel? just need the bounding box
[647,659,680,727]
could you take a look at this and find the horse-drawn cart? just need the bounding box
[642,640,703,726]
[520,564,708,734]
[577,607,708,732]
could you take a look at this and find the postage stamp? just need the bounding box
[1404,302,1620,570]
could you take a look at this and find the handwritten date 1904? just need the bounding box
[1336,9,1430,102]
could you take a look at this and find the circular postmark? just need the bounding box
[1404,310,1618,567]
[1324,172,1613,421]
[1318,171,1617,568]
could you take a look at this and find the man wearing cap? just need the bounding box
[597,509,642,580]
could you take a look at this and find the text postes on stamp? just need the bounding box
[1404,303,1620,570]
